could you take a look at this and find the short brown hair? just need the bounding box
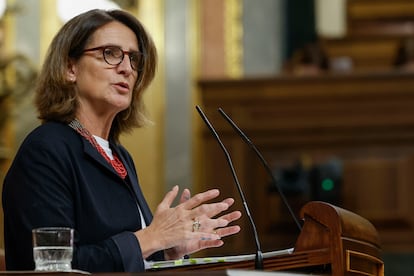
[35,9,157,141]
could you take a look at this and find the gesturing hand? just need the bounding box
[135,185,241,260]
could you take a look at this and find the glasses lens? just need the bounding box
[103,46,123,66]
[129,52,144,71]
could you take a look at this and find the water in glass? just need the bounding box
[33,245,73,271]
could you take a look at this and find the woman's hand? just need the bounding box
[164,188,242,260]
[135,186,241,260]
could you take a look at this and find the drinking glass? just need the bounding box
[32,227,74,271]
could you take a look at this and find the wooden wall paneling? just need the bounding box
[320,0,414,72]
[347,0,414,22]
[197,72,414,257]
[196,130,258,256]
[321,37,400,72]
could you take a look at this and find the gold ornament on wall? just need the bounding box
[0,13,37,155]
[0,54,37,125]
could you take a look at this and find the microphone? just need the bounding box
[218,107,302,232]
[195,105,264,270]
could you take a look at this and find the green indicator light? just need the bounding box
[321,178,334,191]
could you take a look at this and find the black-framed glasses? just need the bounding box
[83,45,144,72]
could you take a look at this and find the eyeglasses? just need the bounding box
[82,45,144,72]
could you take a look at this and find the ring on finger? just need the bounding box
[192,218,201,232]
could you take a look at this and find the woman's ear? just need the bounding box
[66,60,76,83]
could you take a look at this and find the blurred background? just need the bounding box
[0,0,414,274]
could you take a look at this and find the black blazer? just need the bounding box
[2,121,164,272]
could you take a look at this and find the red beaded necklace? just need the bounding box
[69,119,127,179]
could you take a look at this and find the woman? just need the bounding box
[2,9,241,272]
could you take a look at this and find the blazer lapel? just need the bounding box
[111,143,153,224]
[82,138,120,179]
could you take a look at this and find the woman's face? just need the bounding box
[68,21,139,118]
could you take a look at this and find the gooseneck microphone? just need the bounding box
[195,105,264,270]
[218,107,302,232]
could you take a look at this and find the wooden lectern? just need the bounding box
[164,201,384,276]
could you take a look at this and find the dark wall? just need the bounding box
[285,0,317,59]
